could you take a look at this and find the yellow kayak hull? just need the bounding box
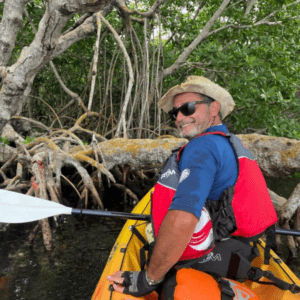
[92,189,300,300]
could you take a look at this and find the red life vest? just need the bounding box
[151,131,277,261]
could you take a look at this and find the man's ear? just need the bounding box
[210,101,221,116]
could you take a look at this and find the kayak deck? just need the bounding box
[92,189,156,300]
[92,189,300,300]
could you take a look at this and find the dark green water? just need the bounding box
[265,175,300,200]
[0,216,124,300]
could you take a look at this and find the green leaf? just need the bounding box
[0,136,10,146]
[21,136,36,145]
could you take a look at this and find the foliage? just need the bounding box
[0,136,9,147]
[295,172,300,179]
[158,0,300,138]
[21,136,35,145]
[1,0,300,139]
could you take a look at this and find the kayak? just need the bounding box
[91,189,300,300]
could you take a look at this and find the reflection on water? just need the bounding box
[0,216,124,300]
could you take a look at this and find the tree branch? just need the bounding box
[0,0,26,66]
[245,0,257,16]
[63,12,93,35]
[24,7,87,113]
[130,16,144,24]
[11,115,52,133]
[30,95,63,129]
[0,2,70,133]
[98,13,134,138]
[280,182,300,225]
[50,7,113,61]
[292,83,300,89]
[256,0,300,25]
[165,1,206,47]
[0,66,6,78]
[163,0,300,78]
[163,0,231,78]
[88,13,102,111]
[115,0,169,18]
[52,0,112,14]
[206,15,299,38]
[227,0,244,9]
[0,0,111,134]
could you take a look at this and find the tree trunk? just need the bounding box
[237,134,300,177]
[0,0,26,66]
[0,0,110,133]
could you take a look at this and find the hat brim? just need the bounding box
[158,77,235,120]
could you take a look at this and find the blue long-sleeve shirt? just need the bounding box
[169,125,238,219]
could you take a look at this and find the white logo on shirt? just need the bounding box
[161,169,176,179]
[179,168,190,183]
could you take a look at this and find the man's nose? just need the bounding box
[175,111,185,122]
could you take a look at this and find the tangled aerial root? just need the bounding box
[0,114,119,249]
[0,114,188,250]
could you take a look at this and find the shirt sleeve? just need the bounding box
[169,137,219,219]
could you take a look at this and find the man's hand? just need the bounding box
[107,210,198,296]
[107,270,160,297]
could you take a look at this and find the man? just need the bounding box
[107,76,277,299]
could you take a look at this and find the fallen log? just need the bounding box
[237,134,300,177]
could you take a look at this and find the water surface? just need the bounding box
[0,216,124,300]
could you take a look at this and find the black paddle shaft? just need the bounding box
[72,208,300,236]
[275,228,300,237]
[72,208,151,222]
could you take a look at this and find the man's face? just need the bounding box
[173,92,215,139]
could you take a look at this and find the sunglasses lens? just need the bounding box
[181,103,195,116]
[168,102,197,120]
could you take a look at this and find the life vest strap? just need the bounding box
[206,186,237,241]
[248,267,300,294]
[226,248,253,280]
[175,251,214,270]
[217,278,235,300]
[264,225,276,265]
[130,225,154,270]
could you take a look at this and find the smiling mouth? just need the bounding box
[180,122,194,128]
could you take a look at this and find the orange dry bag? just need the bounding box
[174,268,260,300]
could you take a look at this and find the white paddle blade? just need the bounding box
[0,190,72,223]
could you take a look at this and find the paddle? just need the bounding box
[0,189,151,223]
[1,189,300,237]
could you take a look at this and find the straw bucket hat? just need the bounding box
[158,76,235,119]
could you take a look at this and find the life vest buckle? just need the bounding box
[221,206,232,218]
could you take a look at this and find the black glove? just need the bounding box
[118,270,162,297]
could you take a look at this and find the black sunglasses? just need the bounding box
[168,100,213,121]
